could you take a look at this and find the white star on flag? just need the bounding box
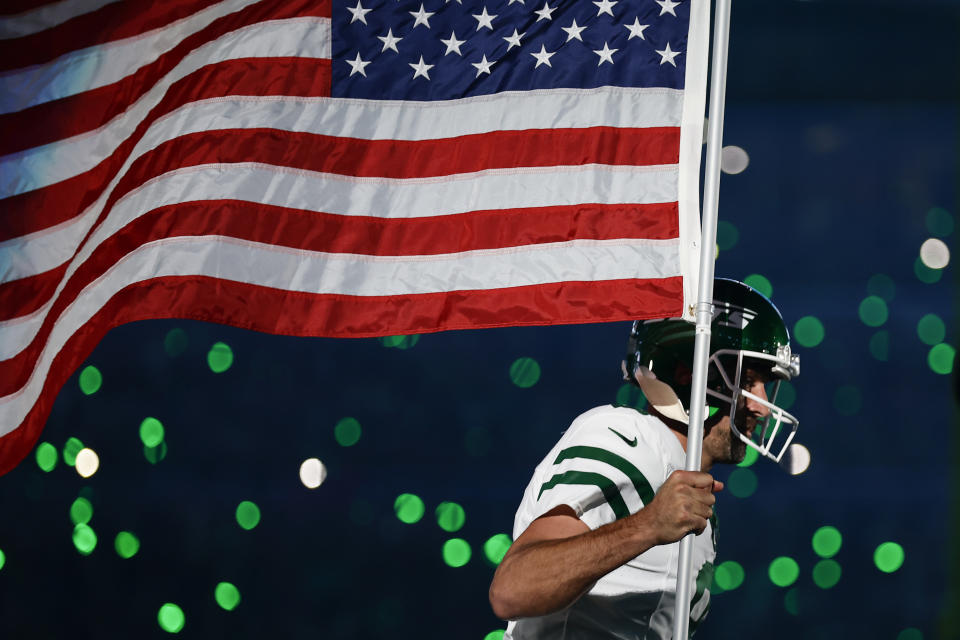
[508,0,524,4]
[409,4,435,28]
[347,52,371,77]
[534,2,556,22]
[530,44,555,67]
[377,28,402,53]
[656,0,680,17]
[593,0,617,17]
[473,7,497,30]
[593,42,617,65]
[347,0,372,24]
[503,29,525,50]
[409,55,434,79]
[655,42,681,66]
[441,31,466,55]
[561,19,587,42]
[472,55,495,77]
[624,18,649,40]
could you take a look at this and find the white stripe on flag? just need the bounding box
[1,82,676,199]
[0,235,680,429]
[1,162,678,284]
[0,0,266,114]
[1,15,333,197]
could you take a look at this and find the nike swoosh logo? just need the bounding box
[608,427,637,447]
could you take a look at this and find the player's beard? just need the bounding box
[727,406,756,464]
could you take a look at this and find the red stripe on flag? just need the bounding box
[1,122,673,242]
[1,0,331,156]
[1,56,333,157]
[0,273,682,475]
[0,56,333,242]
[0,199,677,322]
[0,0,226,72]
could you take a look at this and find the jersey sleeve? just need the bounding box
[528,412,667,532]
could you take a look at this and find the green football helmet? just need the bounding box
[622,278,800,463]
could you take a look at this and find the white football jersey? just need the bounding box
[505,406,715,639]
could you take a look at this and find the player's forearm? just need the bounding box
[489,512,659,620]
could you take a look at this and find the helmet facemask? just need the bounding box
[707,348,800,463]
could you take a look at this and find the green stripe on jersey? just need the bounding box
[553,446,655,505]
[538,471,630,519]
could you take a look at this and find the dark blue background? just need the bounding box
[1,0,957,638]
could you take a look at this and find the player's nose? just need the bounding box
[745,382,770,417]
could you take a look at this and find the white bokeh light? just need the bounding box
[920,238,950,270]
[720,145,750,175]
[75,448,99,478]
[779,443,811,476]
[299,458,327,489]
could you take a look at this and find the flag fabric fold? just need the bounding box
[0,0,707,475]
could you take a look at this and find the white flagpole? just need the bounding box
[672,0,733,637]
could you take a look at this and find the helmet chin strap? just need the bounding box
[633,365,693,424]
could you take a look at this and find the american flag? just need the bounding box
[0,0,706,474]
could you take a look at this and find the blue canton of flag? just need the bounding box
[332,0,689,100]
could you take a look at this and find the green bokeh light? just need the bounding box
[158,603,185,633]
[869,331,890,361]
[737,446,758,468]
[727,468,758,498]
[776,380,796,410]
[140,417,165,448]
[784,588,800,616]
[442,538,472,567]
[394,493,425,524]
[614,383,647,411]
[235,501,261,530]
[914,257,942,284]
[207,342,234,373]
[215,582,241,611]
[714,560,745,590]
[928,344,955,375]
[874,542,905,573]
[509,357,541,388]
[144,441,168,464]
[867,273,896,302]
[36,442,58,472]
[812,559,842,589]
[379,334,420,350]
[63,437,84,466]
[483,534,512,565]
[484,631,506,640]
[917,314,946,346]
[70,497,93,525]
[743,274,772,298]
[812,526,842,558]
[833,385,862,417]
[334,417,362,447]
[78,365,102,395]
[164,328,189,357]
[115,532,140,559]
[768,556,800,587]
[0,548,4,571]
[898,628,924,640]
[858,296,888,327]
[435,502,466,532]
[72,523,97,555]
[926,206,954,237]
[716,221,739,251]
[793,316,825,348]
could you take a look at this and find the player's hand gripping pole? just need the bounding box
[671,0,733,637]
